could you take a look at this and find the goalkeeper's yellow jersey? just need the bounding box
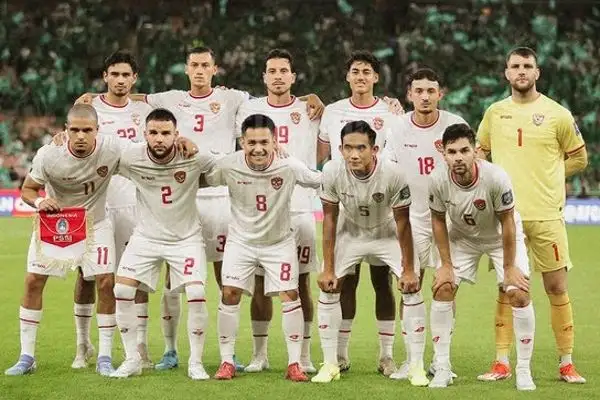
[477,94,585,221]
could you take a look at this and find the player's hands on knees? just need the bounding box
[317,271,338,293]
[74,93,93,105]
[52,130,67,146]
[432,266,456,293]
[383,96,405,115]
[399,270,419,293]
[38,197,61,213]
[503,266,530,292]
[176,137,198,158]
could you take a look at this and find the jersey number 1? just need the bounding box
[517,128,523,147]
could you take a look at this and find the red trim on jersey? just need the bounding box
[99,94,129,108]
[350,157,378,180]
[349,97,379,109]
[496,206,515,215]
[245,152,274,171]
[450,161,480,189]
[410,110,440,128]
[392,204,411,210]
[147,146,177,165]
[317,137,330,144]
[67,139,97,159]
[566,144,585,155]
[267,96,296,108]
[188,89,214,99]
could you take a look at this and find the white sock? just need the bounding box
[136,302,149,346]
[560,354,573,367]
[187,298,208,365]
[20,306,42,358]
[317,292,341,365]
[251,320,270,359]
[160,289,181,353]
[114,283,138,360]
[400,319,410,363]
[430,300,453,369]
[97,314,116,358]
[282,299,303,365]
[377,320,395,360]
[217,301,240,364]
[74,303,93,346]
[338,319,353,360]
[403,291,427,369]
[513,303,535,370]
[301,321,312,364]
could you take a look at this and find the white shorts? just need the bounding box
[333,230,419,279]
[413,226,439,270]
[107,205,136,267]
[197,196,230,263]
[117,233,207,293]
[222,235,299,296]
[448,237,530,290]
[27,218,115,280]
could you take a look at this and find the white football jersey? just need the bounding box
[205,152,321,246]
[386,110,467,223]
[146,88,249,197]
[92,95,152,208]
[319,98,401,160]
[118,144,216,242]
[236,96,319,213]
[29,135,121,222]
[428,160,516,242]
[320,157,411,240]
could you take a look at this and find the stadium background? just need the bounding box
[0,1,599,399]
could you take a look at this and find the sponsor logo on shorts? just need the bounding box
[225,275,239,281]
[271,176,283,190]
[96,166,109,177]
[372,192,385,203]
[532,113,544,126]
[373,117,384,130]
[210,102,221,114]
[473,198,486,210]
[501,190,513,206]
[174,171,186,183]
[434,139,444,153]
[121,266,136,273]
[290,112,301,124]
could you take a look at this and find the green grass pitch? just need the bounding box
[0,217,597,400]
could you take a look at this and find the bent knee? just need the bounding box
[25,273,47,293]
[222,286,242,305]
[433,282,455,301]
[280,290,299,302]
[95,274,115,293]
[507,289,530,307]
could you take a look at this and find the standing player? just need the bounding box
[110,108,214,380]
[235,49,318,374]
[385,68,467,379]
[5,105,121,376]
[317,50,402,375]
[72,50,154,371]
[313,120,425,384]
[477,47,587,384]
[427,123,535,391]
[206,114,321,382]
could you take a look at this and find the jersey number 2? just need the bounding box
[161,186,173,204]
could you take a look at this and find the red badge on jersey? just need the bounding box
[131,113,141,126]
[532,113,544,126]
[271,176,283,190]
[38,208,88,248]
[473,199,486,210]
[373,117,384,130]
[210,102,221,114]
[434,139,444,153]
[96,166,108,177]
[174,171,186,183]
[290,112,301,125]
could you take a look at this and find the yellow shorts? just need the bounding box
[522,219,572,273]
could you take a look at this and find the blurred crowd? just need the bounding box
[1,0,599,194]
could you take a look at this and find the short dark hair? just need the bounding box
[265,48,295,73]
[340,120,376,146]
[186,46,217,64]
[345,50,380,74]
[442,123,476,148]
[505,47,538,66]
[241,114,276,136]
[146,108,177,127]
[408,68,442,87]
[104,50,139,74]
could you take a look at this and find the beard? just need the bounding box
[148,144,175,160]
[511,80,535,93]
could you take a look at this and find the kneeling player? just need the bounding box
[427,124,535,391]
[313,121,428,386]
[206,114,321,382]
[110,109,214,380]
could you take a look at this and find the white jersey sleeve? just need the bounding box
[428,170,448,213]
[320,160,340,205]
[288,157,321,189]
[491,168,515,213]
[388,162,412,209]
[145,90,179,109]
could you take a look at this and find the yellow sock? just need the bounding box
[549,293,574,356]
[495,291,513,362]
